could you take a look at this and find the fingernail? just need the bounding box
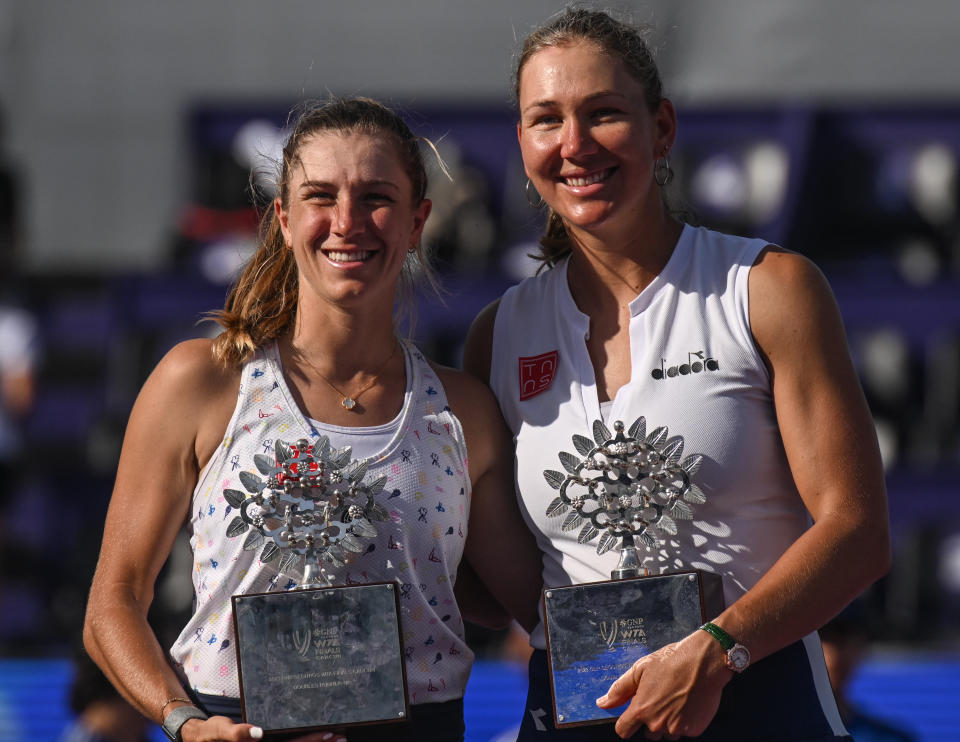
[596,694,607,705]
[250,727,263,740]
[321,735,333,741]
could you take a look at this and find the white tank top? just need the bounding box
[169,339,474,703]
[490,224,810,649]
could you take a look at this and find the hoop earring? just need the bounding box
[654,154,674,187]
[525,179,545,209]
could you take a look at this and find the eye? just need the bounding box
[306,189,336,203]
[525,112,562,129]
[364,191,396,204]
[592,107,624,121]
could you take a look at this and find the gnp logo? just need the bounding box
[651,350,719,380]
[597,617,647,649]
[519,350,558,400]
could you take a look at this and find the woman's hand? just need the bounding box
[180,716,262,741]
[595,630,731,740]
[181,716,347,742]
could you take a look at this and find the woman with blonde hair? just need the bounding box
[85,97,540,742]
[466,9,890,740]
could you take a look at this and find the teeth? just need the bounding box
[326,250,371,262]
[565,169,611,187]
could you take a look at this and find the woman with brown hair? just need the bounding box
[84,97,540,742]
[465,8,890,740]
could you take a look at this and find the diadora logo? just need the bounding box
[519,350,558,401]
[651,350,719,380]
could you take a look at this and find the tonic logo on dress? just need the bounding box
[651,350,720,380]
[519,350,559,400]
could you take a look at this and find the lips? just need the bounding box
[323,249,373,263]
[561,167,616,187]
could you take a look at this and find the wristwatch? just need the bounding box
[161,705,209,742]
[699,621,751,672]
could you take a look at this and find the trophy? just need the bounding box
[224,437,408,734]
[541,418,724,727]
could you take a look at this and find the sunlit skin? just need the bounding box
[83,120,544,742]
[517,41,677,251]
[516,41,682,406]
[276,131,431,321]
[460,32,891,742]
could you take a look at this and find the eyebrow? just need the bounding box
[297,178,402,192]
[521,90,630,116]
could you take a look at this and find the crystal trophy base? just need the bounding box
[542,570,724,728]
[232,581,408,734]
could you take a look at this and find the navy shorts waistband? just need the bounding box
[516,640,852,741]
[194,692,464,741]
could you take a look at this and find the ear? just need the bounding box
[653,98,678,156]
[410,198,432,248]
[275,197,292,247]
[517,122,532,178]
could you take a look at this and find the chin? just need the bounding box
[561,207,617,233]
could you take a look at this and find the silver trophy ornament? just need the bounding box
[224,437,407,734]
[542,417,706,579]
[224,436,390,587]
[540,417,724,728]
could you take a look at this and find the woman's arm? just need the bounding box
[461,299,500,386]
[83,340,271,742]
[599,248,890,739]
[436,347,543,634]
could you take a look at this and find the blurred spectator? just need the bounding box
[0,298,39,508]
[820,605,917,742]
[57,649,152,742]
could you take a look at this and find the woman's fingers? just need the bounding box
[181,716,262,741]
[596,659,644,709]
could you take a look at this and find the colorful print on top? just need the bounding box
[168,340,473,705]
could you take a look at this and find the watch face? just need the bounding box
[728,644,750,672]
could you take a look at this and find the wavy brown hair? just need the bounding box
[515,7,666,269]
[209,97,434,366]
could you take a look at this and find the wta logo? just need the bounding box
[519,350,558,400]
[597,617,647,649]
[652,350,719,380]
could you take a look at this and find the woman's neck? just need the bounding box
[566,214,684,313]
[285,295,398,380]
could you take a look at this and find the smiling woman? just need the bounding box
[516,41,675,247]
[275,131,431,328]
[82,98,543,742]
[464,8,891,742]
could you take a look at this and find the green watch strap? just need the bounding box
[699,621,736,650]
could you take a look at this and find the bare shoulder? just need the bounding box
[151,337,237,391]
[462,298,502,385]
[748,247,843,361]
[133,338,241,460]
[430,361,502,422]
[430,359,510,482]
[749,247,836,316]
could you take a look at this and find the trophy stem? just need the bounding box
[296,558,332,589]
[610,535,644,580]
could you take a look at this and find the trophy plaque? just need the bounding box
[541,418,724,728]
[225,437,408,734]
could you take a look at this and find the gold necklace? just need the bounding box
[297,338,399,411]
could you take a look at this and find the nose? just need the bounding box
[559,117,598,159]
[331,196,365,239]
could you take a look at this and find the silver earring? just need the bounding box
[525,179,545,209]
[654,153,674,187]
